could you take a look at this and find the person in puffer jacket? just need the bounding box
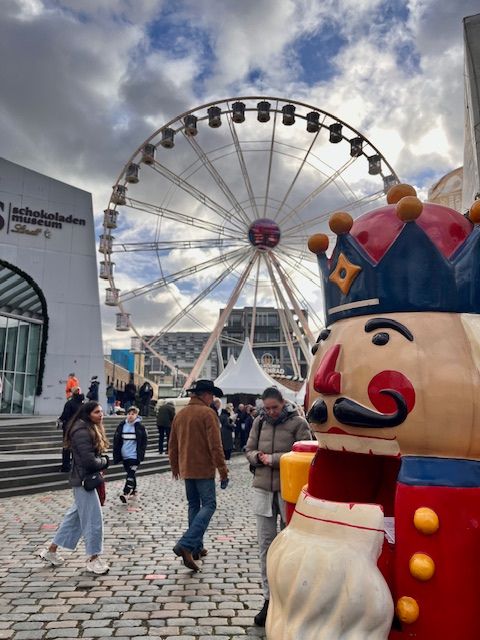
[38,401,110,575]
[245,387,311,627]
[113,406,147,504]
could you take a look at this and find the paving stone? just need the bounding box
[0,459,265,639]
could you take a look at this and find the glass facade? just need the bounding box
[0,316,42,414]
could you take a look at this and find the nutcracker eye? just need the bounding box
[312,328,332,355]
[372,332,390,346]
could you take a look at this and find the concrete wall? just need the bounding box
[0,157,105,415]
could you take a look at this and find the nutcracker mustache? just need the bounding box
[309,390,408,429]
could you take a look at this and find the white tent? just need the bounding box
[214,354,236,386]
[295,380,307,406]
[214,339,296,401]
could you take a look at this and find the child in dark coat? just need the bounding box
[113,406,147,503]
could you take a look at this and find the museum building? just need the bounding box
[0,157,105,415]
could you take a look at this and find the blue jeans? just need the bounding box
[177,478,217,553]
[53,486,103,556]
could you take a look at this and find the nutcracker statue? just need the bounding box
[267,185,480,639]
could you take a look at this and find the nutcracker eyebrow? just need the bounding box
[364,318,414,341]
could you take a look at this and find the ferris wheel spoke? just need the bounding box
[272,250,325,327]
[151,161,246,233]
[272,130,320,223]
[270,253,316,343]
[182,132,252,228]
[263,102,279,216]
[119,247,249,302]
[279,243,319,263]
[125,197,241,239]
[226,110,259,220]
[275,247,322,284]
[111,238,247,253]
[249,254,262,344]
[282,189,385,236]
[145,250,248,347]
[277,157,356,227]
[182,251,260,391]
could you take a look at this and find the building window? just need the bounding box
[0,261,47,414]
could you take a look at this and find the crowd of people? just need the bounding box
[43,375,310,625]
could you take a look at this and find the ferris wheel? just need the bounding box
[100,96,399,390]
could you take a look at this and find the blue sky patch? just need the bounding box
[294,26,347,84]
[147,6,216,94]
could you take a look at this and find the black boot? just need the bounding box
[254,599,269,626]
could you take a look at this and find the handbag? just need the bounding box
[96,474,106,506]
[82,472,104,491]
[249,419,264,474]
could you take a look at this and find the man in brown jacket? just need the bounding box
[169,379,229,572]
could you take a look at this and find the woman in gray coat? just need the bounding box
[38,401,110,575]
[245,387,311,627]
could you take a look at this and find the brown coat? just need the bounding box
[169,396,228,481]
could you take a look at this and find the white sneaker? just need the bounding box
[85,557,110,575]
[38,547,65,566]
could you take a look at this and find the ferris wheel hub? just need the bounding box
[248,218,281,250]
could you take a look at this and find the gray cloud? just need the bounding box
[0,0,476,352]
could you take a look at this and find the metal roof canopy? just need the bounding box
[0,264,44,321]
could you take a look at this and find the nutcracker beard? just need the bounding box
[266,492,393,640]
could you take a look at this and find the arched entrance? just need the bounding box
[0,260,48,414]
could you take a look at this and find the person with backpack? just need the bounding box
[156,400,175,454]
[86,376,100,401]
[57,386,85,472]
[138,381,154,416]
[105,383,116,415]
[113,406,148,503]
[245,386,311,627]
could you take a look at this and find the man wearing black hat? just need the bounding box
[169,379,229,572]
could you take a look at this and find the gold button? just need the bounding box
[413,507,439,534]
[396,596,420,624]
[409,553,435,581]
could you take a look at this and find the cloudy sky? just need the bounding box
[1,0,478,353]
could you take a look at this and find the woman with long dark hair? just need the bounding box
[38,401,111,574]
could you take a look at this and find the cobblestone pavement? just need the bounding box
[0,457,267,640]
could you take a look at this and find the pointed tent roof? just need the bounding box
[214,354,236,386]
[295,379,307,405]
[214,339,296,400]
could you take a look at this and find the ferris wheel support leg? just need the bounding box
[278,306,302,379]
[270,253,316,344]
[181,253,259,392]
[264,254,312,365]
[216,340,224,374]
[250,256,262,344]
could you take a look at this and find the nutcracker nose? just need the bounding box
[314,344,342,395]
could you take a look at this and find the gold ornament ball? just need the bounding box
[413,507,439,535]
[409,553,435,581]
[308,234,329,254]
[387,183,417,204]
[396,596,420,624]
[396,196,423,222]
[469,199,480,224]
[329,212,353,235]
